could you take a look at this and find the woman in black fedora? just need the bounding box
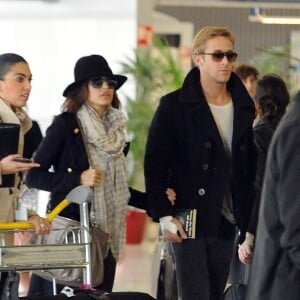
[26,54,132,295]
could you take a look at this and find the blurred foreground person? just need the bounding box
[246,91,300,300]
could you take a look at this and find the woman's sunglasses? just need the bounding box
[90,77,118,89]
[198,51,238,63]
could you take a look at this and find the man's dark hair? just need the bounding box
[234,64,259,81]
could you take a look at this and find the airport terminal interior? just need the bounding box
[0,0,300,298]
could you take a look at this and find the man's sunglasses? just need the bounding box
[198,51,238,63]
[90,77,118,89]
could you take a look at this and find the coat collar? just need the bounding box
[179,66,255,115]
[178,67,255,151]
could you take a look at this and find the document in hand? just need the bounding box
[0,123,20,187]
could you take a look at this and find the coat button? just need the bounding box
[202,163,209,170]
[198,188,206,196]
[67,168,73,173]
[204,141,212,149]
[240,144,246,151]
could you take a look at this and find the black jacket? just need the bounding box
[144,67,256,237]
[24,120,43,159]
[247,93,300,300]
[247,119,274,235]
[26,112,147,221]
[26,112,89,220]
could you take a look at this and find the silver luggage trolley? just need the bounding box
[0,185,93,295]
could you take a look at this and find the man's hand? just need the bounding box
[160,216,187,243]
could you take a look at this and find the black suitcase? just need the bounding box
[0,271,20,300]
[22,291,155,300]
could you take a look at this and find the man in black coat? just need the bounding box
[144,26,256,300]
[246,91,300,300]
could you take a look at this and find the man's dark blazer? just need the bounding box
[144,67,256,237]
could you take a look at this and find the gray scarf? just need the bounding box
[77,104,130,261]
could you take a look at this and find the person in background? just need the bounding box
[246,90,300,300]
[234,64,259,99]
[144,26,256,300]
[26,54,135,295]
[238,74,290,265]
[235,64,260,126]
[0,53,50,236]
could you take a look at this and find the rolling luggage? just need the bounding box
[22,291,155,300]
[0,271,20,300]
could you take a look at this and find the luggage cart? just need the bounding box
[0,185,93,296]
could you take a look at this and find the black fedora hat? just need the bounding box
[63,54,127,97]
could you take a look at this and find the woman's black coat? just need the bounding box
[247,119,274,235]
[26,112,147,221]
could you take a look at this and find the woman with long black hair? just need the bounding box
[238,74,290,264]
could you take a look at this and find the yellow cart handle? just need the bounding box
[0,199,70,230]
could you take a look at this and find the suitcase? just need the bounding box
[0,271,20,300]
[22,291,155,300]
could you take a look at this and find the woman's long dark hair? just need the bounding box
[254,74,290,130]
[62,80,121,112]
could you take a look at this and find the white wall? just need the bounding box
[0,0,137,133]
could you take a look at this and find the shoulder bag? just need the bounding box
[27,118,110,287]
[27,215,109,287]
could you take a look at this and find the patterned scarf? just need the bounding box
[77,104,130,261]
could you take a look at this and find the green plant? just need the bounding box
[120,38,184,188]
[250,44,300,96]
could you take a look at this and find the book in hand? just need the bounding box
[175,208,197,239]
